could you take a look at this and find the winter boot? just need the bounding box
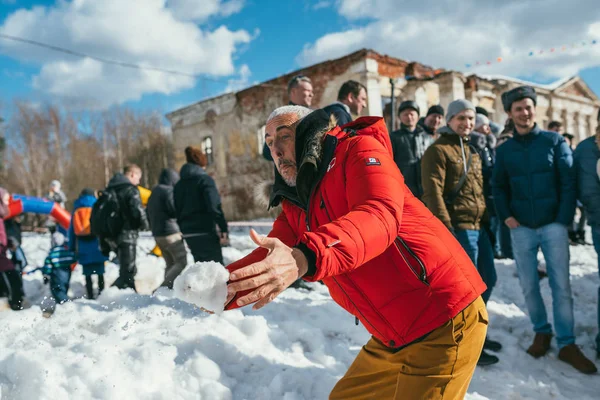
[484,337,503,352]
[558,344,597,374]
[477,350,499,366]
[526,333,552,358]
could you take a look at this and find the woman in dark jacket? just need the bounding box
[174,147,228,264]
[0,187,24,310]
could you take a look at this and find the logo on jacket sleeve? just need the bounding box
[365,157,381,166]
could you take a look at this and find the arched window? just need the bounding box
[202,136,213,165]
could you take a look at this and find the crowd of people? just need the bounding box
[0,150,230,315]
[223,75,600,396]
[0,71,599,396]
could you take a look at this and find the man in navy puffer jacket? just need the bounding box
[492,86,596,374]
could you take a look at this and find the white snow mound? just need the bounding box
[173,262,230,314]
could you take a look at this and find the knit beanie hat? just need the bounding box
[80,188,96,197]
[446,99,476,123]
[398,100,420,116]
[52,232,66,247]
[426,105,444,117]
[475,114,490,130]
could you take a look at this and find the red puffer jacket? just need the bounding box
[227,116,486,348]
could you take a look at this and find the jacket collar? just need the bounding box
[513,123,541,141]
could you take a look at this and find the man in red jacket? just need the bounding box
[226,105,488,399]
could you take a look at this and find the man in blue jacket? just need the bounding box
[574,127,600,359]
[492,86,596,374]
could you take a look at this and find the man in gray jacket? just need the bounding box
[147,168,189,289]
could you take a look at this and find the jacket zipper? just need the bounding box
[331,276,386,339]
[320,195,333,221]
[394,237,429,286]
[525,147,535,226]
[317,190,400,344]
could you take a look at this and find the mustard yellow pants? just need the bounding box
[330,297,488,400]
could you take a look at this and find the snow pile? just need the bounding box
[173,262,230,314]
[0,231,599,399]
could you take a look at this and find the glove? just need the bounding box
[43,275,50,285]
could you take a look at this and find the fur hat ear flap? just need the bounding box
[254,180,274,209]
[329,113,338,130]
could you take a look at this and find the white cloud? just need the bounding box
[167,0,244,22]
[224,63,251,92]
[0,0,252,108]
[313,1,332,10]
[299,0,600,80]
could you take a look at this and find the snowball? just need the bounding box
[173,262,230,314]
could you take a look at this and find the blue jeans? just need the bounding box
[510,223,574,348]
[456,229,497,304]
[592,226,600,350]
[490,216,501,255]
[50,267,71,304]
[455,229,479,265]
[478,228,497,304]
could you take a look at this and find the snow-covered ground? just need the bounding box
[0,230,599,399]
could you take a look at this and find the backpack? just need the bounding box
[72,207,94,239]
[90,189,123,239]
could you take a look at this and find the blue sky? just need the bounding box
[1,0,599,116]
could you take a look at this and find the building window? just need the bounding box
[202,136,213,165]
[257,125,266,155]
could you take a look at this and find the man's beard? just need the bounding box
[278,160,297,187]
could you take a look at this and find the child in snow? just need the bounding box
[69,188,108,299]
[42,232,76,311]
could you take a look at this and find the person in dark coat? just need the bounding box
[68,188,108,299]
[103,165,149,291]
[147,168,189,288]
[563,133,587,245]
[418,105,444,137]
[492,86,596,374]
[322,80,368,127]
[574,127,600,358]
[0,187,24,310]
[390,100,433,199]
[174,147,228,264]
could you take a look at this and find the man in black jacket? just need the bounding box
[147,168,189,289]
[174,147,228,264]
[390,100,433,199]
[322,80,368,126]
[106,164,149,291]
[418,105,444,137]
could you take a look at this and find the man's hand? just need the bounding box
[505,217,520,229]
[226,229,308,310]
[219,232,230,247]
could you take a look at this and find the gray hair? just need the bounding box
[267,105,313,124]
[287,75,312,94]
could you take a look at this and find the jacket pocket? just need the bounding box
[394,237,429,286]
